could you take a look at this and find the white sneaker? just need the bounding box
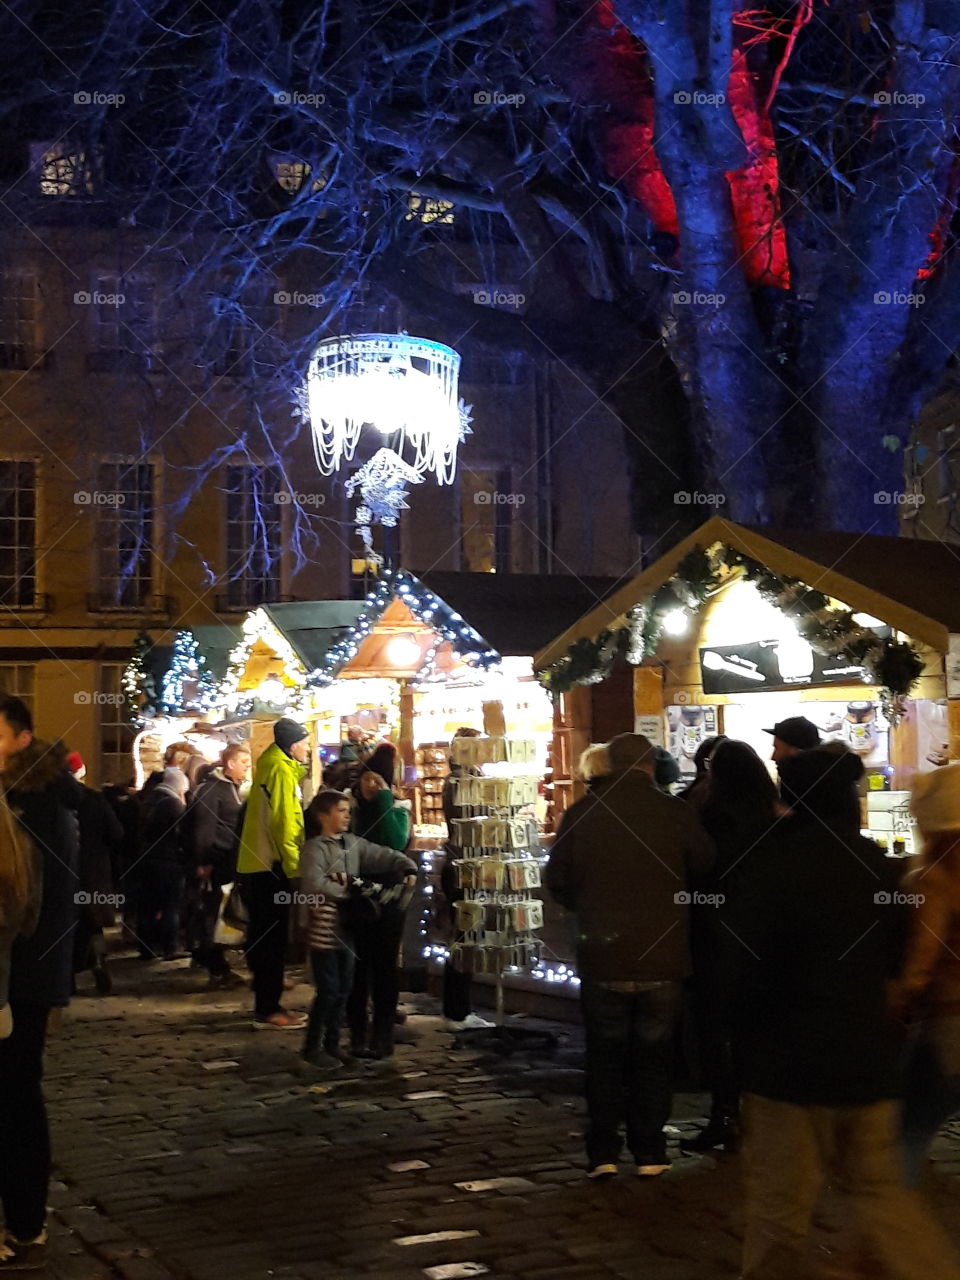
[444,1013,495,1031]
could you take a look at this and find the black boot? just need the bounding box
[680,1116,740,1154]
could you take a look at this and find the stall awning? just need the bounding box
[534,518,960,670]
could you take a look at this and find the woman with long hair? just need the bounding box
[0,791,40,1039]
[892,763,960,1184]
[684,739,783,1153]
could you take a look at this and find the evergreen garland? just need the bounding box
[123,631,159,724]
[537,543,926,710]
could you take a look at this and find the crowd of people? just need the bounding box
[3,690,960,1275]
[547,720,960,1278]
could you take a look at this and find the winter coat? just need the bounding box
[3,739,80,1007]
[723,813,907,1106]
[139,786,187,866]
[545,767,715,984]
[300,832,417,947]
[236,743,306,879]
[188,769,243,885]
[76,785,123,926]
[352,788,410,852]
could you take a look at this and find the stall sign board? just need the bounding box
[700,640,867,695]
[634,714,665,746]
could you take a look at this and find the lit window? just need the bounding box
[30,142,94,196]
[99,664,135,784]
[407,194,455,225]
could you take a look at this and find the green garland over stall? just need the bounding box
[537,546,925,717]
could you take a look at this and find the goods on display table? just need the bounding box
[415,742,449,828]
[447,733,545,1009]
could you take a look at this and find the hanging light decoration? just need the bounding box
[307,333,472,544]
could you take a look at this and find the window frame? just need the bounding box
[221,461,287,611]
[0,456,39,609]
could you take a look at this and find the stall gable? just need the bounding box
[339,598,440,678]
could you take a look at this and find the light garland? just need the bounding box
[306,568,500,687]
[217,607,310,720]
[123,631,159,726]
[160,630,218,717]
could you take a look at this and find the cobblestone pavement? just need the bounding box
[34,952,960,1280]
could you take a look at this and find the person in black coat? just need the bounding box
[0,696,79,1270]
[64,752,123,995]
[186,743,250,985]
[725,746,960,1280]
[131,767,189,961]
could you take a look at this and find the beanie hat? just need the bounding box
[65,751,85,776]
[608,733,655,772]
[911,763,960,835]
[339,744,359,762]
[274,718,309,754]
[158,766,189,800]
[779,746,863,821]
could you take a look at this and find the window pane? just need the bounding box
[223,465,283,609]
[0,462,37,606]
[96,461,153,606]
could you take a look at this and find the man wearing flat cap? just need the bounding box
[237,718,311,1029]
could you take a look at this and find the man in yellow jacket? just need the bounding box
[237,718,310,1029]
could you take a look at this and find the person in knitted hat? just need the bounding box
[892,763,960,1184]
[236,720,311,1029]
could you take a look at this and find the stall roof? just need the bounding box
[420,572,625,657]
[534,517,960,669]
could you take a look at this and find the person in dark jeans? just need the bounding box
[236,719,310,1030]
[134,768,189,960]
[545,732,713,1180]
[301,790,416,1070]
[187,743,251,986]
[0,695,79,1270]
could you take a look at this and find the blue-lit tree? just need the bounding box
[6,0,960,539]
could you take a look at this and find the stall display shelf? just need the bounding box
[447,733,555,1053]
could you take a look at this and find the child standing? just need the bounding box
[300,790,416,1071]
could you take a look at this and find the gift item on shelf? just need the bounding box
[448,773,539,808]
[450,734,537,768]
[414,741,450,828]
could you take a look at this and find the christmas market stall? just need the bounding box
[535,517,960,860]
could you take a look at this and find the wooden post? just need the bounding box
[398,680,416,779]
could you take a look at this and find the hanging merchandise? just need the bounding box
[448,734,546,1025]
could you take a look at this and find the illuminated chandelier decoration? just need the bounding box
[308,333,471,553]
